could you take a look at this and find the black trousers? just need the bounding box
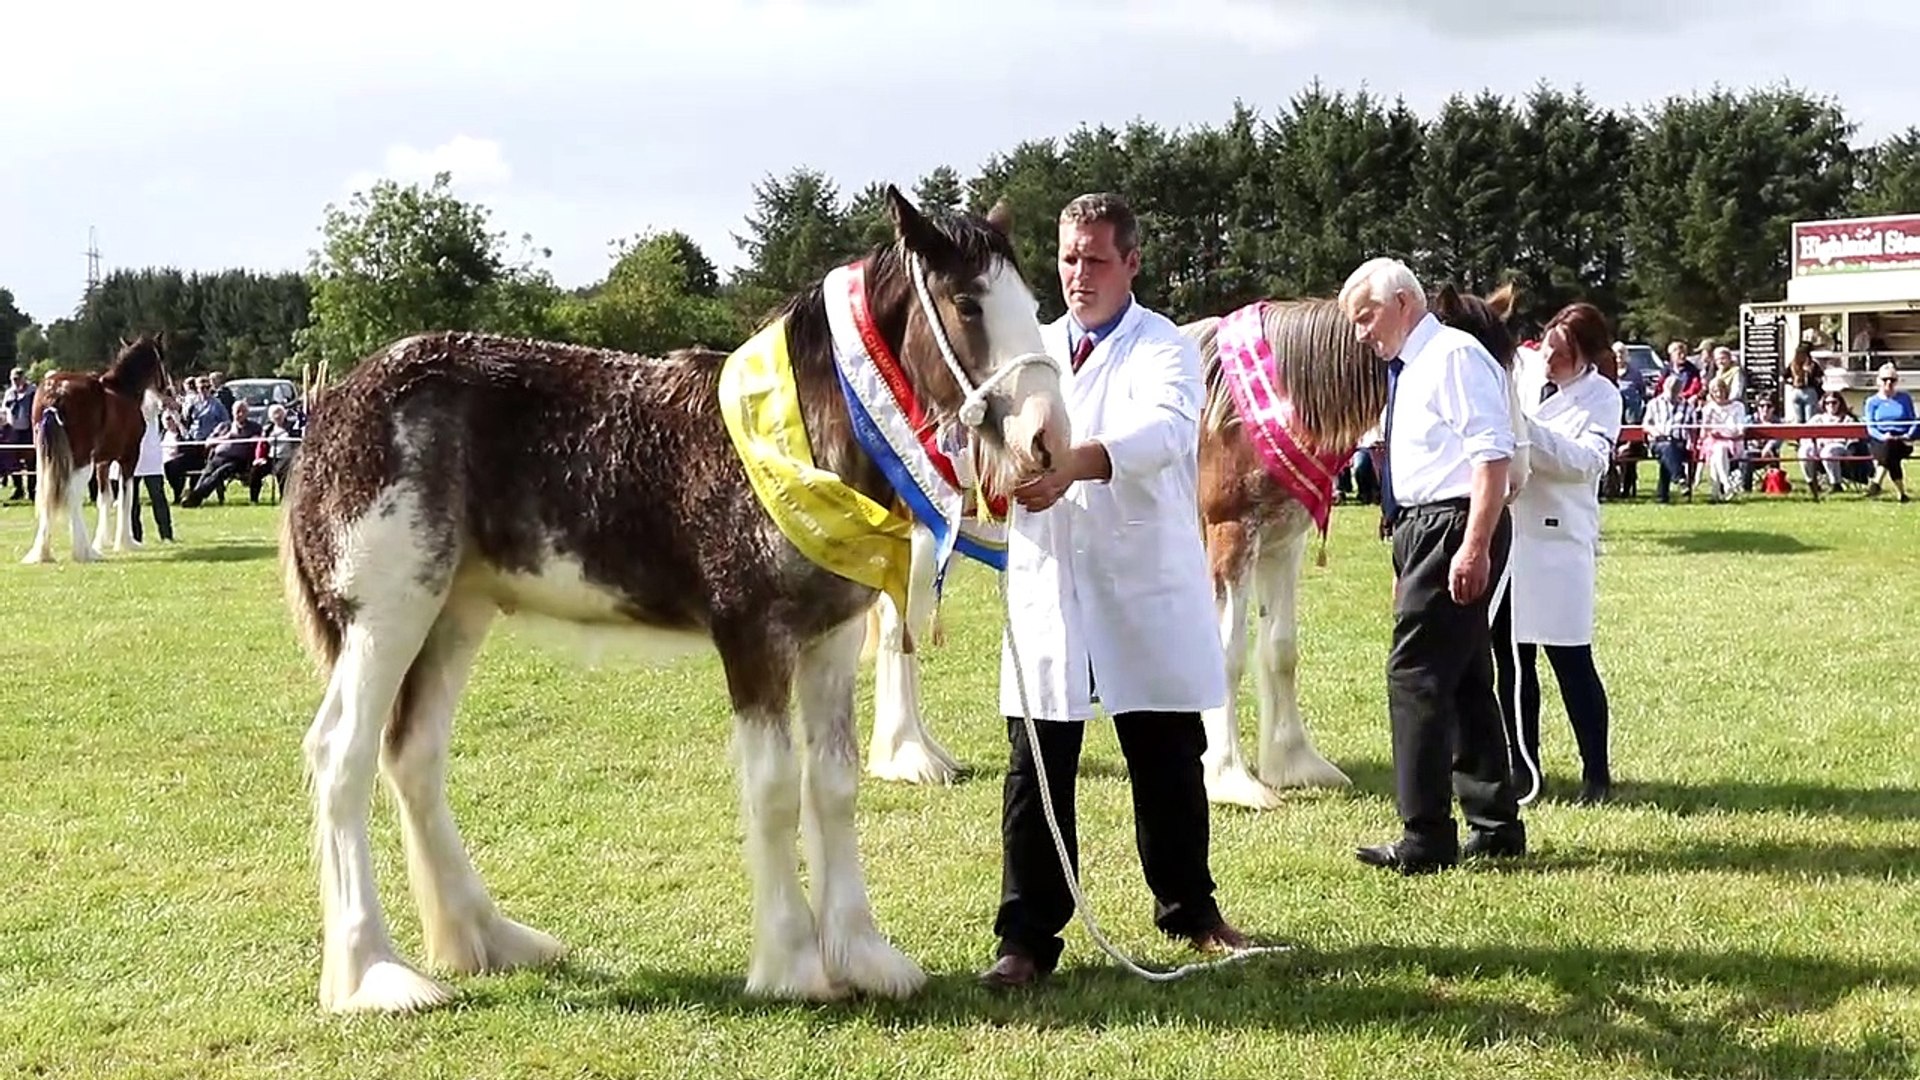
[1387,500,1521,855]
[1490,593,1612,788]
[994,711,1221,974]
[126,474,174,543]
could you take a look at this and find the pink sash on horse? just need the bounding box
[1215,301,1349,541]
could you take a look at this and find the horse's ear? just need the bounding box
[985,199,1014,236]
[1487,282,1517,321]
[119,334,131,349]
[885,185,953,260]
[1432,283,1463,319]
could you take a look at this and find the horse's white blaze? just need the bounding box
[380,595,564,977]
[735,709,837,1001]
[978,258,1070,480]
[1251,518,1348,790]
[796,617,925,998]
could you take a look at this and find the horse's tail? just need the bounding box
[279,489,341,675]
[33,408,73,511]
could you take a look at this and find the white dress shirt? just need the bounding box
[1386,312,1516,505]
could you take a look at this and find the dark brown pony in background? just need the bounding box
[861,284,1528,810]
[22,335,172,564]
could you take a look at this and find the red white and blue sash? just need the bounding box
[825,261,1008,587]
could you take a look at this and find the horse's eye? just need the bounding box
[953,295,983,319]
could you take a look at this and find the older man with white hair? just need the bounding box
[1340,256,1527,874]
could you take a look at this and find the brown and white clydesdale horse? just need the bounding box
[22,335,173,564]
[278,188,1070,1014]
[862,283,1527,809]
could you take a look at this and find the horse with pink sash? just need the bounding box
[865,284,1526,810]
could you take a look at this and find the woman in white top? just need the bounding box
[1698,379,1749,501]
[129,399,175,543]
[1493,302,1622,805]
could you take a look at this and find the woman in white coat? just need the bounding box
[128,396,176,544]
[1494,302,1622,805]
[982,193,1245,990]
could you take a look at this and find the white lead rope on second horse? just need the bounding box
[907,249,1282,981]
[1489,549,1542,806]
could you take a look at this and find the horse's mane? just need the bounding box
[1187,298,1384,455]
[100,335,167,397]
[1188,283,1520,455]
[769,211,1020,429]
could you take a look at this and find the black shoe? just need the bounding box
[979,950,1046,990]
[1463,827,1527,859]
[1576,780,1613,806]
[1356,840,1457,875]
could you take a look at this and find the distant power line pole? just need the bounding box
[84,226,102,298]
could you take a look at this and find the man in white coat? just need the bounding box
[981,192,1249,989]
[1493,303,1622,805]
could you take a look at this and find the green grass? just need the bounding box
[0,493,1916,1079]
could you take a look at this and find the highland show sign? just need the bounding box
[1792,214,1920,276]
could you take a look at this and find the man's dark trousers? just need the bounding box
[1387,498,1522,857]
[993,710,1220,974]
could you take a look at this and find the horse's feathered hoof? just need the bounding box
[323,959,456,1015]
[1206,765,1286,810]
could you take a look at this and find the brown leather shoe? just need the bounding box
[978,951,1045,989]
[1187,921,1250,954]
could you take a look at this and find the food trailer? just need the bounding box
[1738,212,1920,408]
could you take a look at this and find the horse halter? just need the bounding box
[907,251,1059,430]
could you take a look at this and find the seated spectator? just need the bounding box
[1640,376,1697,503]
[1800,392,1856,494]
[1699,379,1749,502]
[1740,399,1784,492]
[252,403,301,498]
[1863,362,1915,502]
[179,400,263,507]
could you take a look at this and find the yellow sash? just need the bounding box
[717,317,914,615]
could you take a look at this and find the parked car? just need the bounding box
[225,377,300,414]
[1620,343,1664,393]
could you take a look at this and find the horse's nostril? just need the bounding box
[1032,432,1052,471]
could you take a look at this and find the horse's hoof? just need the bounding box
[746,945,844,1002]
[1259,750,1352,791]
[823,926,926,999]
[868,741,961,785]
[1206,766,1286,810]
[429,914,566,976]
[20,550,49,565]
[323,959,455,1015]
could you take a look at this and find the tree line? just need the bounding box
[7,81,1918,380]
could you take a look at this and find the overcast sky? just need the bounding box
[3,0,1915,323]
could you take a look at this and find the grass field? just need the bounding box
[1,493,1916,1079]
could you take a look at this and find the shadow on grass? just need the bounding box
[1482,838,1920,881]
[1331,758,1920,824]
[161,541,279,563]
[1649,529,1829,555]
[517,945,1914,1078]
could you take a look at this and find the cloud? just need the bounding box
[343,136,512,196]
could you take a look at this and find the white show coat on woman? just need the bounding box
[1508,349,1623,647]
[998,300,1227,722]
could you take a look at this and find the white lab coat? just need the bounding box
[998,301,1227,721]
[1508,353,1622,646]
[133,413,165,477]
